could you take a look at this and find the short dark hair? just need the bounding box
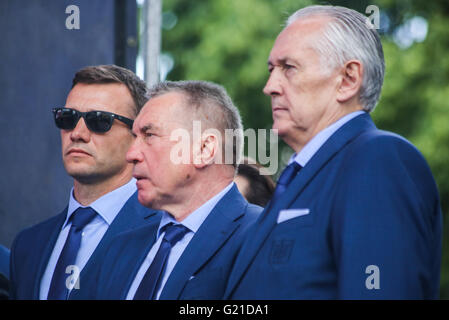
[72,64,148,116]
[237,161,275,207]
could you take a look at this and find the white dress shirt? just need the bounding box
[39,178,137,300]
[290,111,365,167]
[126,182,234,300]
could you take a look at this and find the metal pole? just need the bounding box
[142,0,162,87]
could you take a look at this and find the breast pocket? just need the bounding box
[276,208,314,228]
[268,209,316,266]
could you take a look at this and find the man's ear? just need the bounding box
[336,60,363,104]
[192,131,221,169]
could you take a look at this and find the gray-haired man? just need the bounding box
[225,5,442,299]
[92,80,262,300]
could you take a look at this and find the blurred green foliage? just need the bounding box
[159,0,449,298]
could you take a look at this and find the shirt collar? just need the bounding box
[64,178,137,229]
[290,111,366,167]
[157,182,235,238]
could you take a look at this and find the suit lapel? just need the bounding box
[31,209,67,299]
[265,114,376,225]
[69,192,157,299]
[225,113,376,297]
[108,218,161,299]
[159,185,247,299]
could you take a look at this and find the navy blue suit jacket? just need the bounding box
[225,114,442,299]
[0,245,9,279]
[9,191,159,300]
[91,185,261,300]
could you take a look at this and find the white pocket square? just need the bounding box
[277,209,310,224]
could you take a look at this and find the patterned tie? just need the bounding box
[47,207,97,300]
[133,223,190,300]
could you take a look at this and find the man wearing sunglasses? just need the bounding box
[9,65,159,300]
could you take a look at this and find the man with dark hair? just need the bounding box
[92,80,261,300]
[225,5,442,299]
[71,64,148,115]
[10,65,159,300]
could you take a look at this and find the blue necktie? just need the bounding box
[263,162,302,216]
[133,223,189,300]
[47,207,97,300]
[272,161,302,201]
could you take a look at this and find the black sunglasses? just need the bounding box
[52,107,134,133]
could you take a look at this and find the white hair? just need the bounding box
[286,5,385,112]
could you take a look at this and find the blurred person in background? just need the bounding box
[235,157,275,207]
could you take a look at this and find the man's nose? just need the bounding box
[263,69,283,97]
[69,118,91,142]
[126,138,143,164]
